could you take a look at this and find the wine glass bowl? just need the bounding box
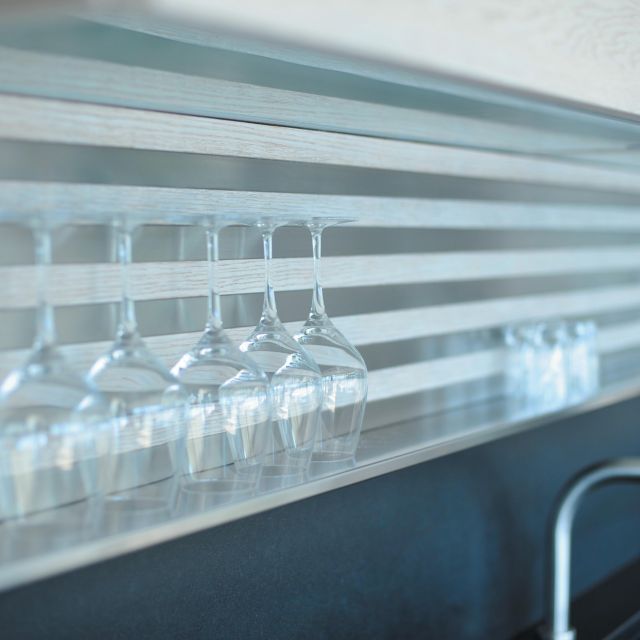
[88,332,188,495]
[295,321,367,464]
[173,328,272,497]
[0,346,111,519]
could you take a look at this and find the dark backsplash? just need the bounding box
[2,397,640,639]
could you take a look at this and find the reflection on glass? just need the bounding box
[87,220,187,500]
[504,319,599,414]
[0,222,110,520]
[567,320,599,403]
[172,223,271,503]
[240,221,322,489]
[293,219,367,471]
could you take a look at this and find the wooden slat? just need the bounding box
[2,284,640,379]
[597,322,640,353]
[0,45,622,155]
[2,96,640,194]
[78,6,640,127]
[2,182,640,231]
[368,319,640,403]
[0,341,504,404]
[5,317,635,403]
[368,350,502,403]
[80,1,640,119]
[7,249,640,310]
[343,284,640,346]
[4,248,640,310]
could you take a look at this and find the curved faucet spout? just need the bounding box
[541,457,640,640]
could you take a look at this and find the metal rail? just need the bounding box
[541,458,640,640]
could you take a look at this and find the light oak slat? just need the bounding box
[0,46,621,155]
[597,322,640,353]
[0,344,503,407]
[76,8,590,129]
[79,6,640,126]
[5,247,640,310]
[2,248,640,310]
[0,328,635,403]
[368,319,640,403]
[0,319,637,402]
[2,96,640,194]
[557,149,640,171]
[0,343,504,402]
[84,1,640,118]
[2,181,640,231]
[349,284,640,346]
[368,350,502,403]
[3,284,640,379]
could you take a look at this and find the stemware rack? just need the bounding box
[2,6,640,592]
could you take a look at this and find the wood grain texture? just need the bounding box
[2,182,640,231]
[0,45,628,154]
[0,319,637,403]
[3,283,640,378]
[97,0,640,117]
[4,247,640,309]
[2,95,640,194]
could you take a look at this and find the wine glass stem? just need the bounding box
[310,227,327,319]
[205,226,223,332]
[176,225,189,330]
[33,225,56,349]
[261,229,278,323]
[117,224,138,339]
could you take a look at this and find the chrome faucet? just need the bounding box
[540,458,640,640]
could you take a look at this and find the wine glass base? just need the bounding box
[105,443,178,495]
[184,430,236,475]
[312,450,357,463]
[0,498,100,557]
[259,458,310,491]
[178,476,255,509]
[102,494,175,534]
[181,478,251,493]
[0,462,99,521]
[309,452,357,477]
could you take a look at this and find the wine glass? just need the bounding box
[293,219,367,472]
[541,321,569,411]
[171,221,271,505]
[240,220,322,490]
[87,219,188,506]
[0,219,110,520]
[566,320,599,403]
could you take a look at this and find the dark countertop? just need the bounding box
[516,558,640,640]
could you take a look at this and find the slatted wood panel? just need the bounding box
[1,17,640,435]
[2,318,640,407]
[0,44,631,154]
[3,95,640,193]
[80,1,640,117]
[2,183,640,231]
[4,281,640,363]
[4,247,640,309]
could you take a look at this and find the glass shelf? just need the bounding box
[1,360,639,594]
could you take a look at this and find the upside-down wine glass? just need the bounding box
[293,219,367,471]
[172,221,271,503]
[240,220,322,490]
[0,219,110,520]
[87,219,188,507]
